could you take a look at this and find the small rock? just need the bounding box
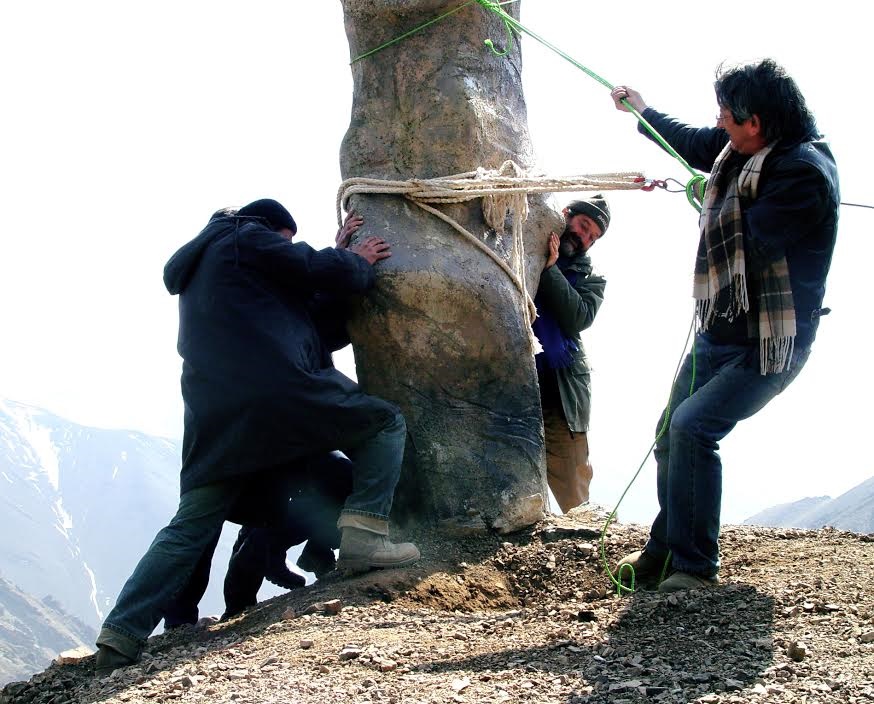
[281,607,297,620]
[54,646,94,665]
[609,680,643,691]
[787,641,808,662]
[300,640,314,649]
[452,677,471,692]
[379,659,398,672]
[576,609,596,622]
[195,616,219,629]
[324,599,343,615]
[339,646,362,661]
[859,631,874,643]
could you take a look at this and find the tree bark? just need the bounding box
[340,0,560,533]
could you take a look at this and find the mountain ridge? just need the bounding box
[744,475,874,533]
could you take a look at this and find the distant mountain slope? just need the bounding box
[0,399,180,628]
[0,575,95,686]
[0,398,293,685]
[744,475,874,533]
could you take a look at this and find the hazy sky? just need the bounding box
[1,1,870,524]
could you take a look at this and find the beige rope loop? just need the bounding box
[336,161,646,355]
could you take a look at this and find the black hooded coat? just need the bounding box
[163,215,398,495]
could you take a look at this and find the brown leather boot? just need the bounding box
[335,514,420,574]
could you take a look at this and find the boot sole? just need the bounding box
[336,554,420,575]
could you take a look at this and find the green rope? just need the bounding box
[349,0,705,211]
[599,308,697,595]
[474,0,704,212]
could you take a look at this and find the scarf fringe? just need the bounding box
[695,271,749,330]
[760,335,795,375]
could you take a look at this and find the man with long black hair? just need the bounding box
[610,59,839,592]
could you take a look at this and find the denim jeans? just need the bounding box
[98,412,406,657]
[337,411,406,521]
[645,334,809,578]
[98,482,241,657]
[163,451,355,627]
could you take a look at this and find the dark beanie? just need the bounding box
[567,194,610,234]
[237,198,297,233]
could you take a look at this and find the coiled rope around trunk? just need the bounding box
[337,160,645,351]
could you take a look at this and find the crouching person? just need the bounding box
[162,450,355,628]
[95,199,419,675]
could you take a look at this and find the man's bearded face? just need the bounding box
[559,227,582,258]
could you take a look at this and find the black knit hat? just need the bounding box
[567,194,610,235]
[237,198,297,233]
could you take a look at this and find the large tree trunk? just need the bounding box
[340,0,560,533]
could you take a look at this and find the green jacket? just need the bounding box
[535,252,606,433]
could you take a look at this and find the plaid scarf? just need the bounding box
[694,142,796,374]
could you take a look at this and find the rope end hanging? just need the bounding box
[477,0,517,56]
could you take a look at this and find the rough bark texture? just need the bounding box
[340,0,562,532]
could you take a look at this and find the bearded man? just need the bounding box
[533,195,610,512]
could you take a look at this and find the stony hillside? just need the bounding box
[3,508,873,704]
[0,576,95,686]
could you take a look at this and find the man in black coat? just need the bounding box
[95,199,420,673]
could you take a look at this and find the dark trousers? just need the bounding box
[163,451,353,627]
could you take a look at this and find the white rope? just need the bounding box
[336,161,646,354]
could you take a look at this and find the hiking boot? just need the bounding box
[336,527,420,574]
[335,513,421,574]
[297,541,337,578]
[263,550,306,590]
[615,549,668,588]
[95,645,136,676]
[657,570,719,593]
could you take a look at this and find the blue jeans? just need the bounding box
[337,411,406,520]
[645,334,809,578]
[98,411,406,658]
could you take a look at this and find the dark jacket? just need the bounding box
[639,108,840,349]
[536,251,606,432]
[163,215,397,494]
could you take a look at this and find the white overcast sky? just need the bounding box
[1,1,871,524]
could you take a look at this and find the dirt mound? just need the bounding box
[400,565,519,612]
[3,508,873,704]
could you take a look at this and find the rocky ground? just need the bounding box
[3,507,873,704]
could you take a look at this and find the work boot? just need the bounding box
[297,541,337,578]
[335,513,420,574]
[95,645,136,677]
[263,548,306,590]
[222,527,267,619]
[657,571,719,593]
[615,549,669,589]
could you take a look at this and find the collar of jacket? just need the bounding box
[558,250,593,277]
